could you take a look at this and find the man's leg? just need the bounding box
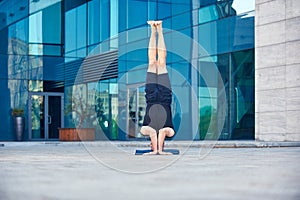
[158,127,175,154]
[140,126,158,155]
[147,21,157,73]
[156,21,168,75]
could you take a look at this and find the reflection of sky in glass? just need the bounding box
[232,0,255,15]
[29,12,42,43]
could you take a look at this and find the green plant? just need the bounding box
[11,108,24,117]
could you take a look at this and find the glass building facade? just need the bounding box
[0,0,255,141]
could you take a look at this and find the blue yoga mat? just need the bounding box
[135,149,180,155]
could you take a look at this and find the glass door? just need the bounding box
[127,85,146,139]
[30,94,45,139]
[28,92,64,140]
[48,95,62,139]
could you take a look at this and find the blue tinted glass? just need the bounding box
[198,22,217,56]
[118,0,127,32]
[8,19,28,55]
[100,0,110,41]
[171,12,192,30]
[126,48,147,64]
[170,62,190,83]
[88,0,100,45]
[229,12,254,51]
[162,18,172,30]
[148,1,157,20]
[200,0,216,7]
[8,54,28,79]
[0,0,28,29]
[110,0,118,37]
[127,68,146,84]
[29,12,42,43]
[43,45,61,56]
[88,44,100,56]
[43,56,64,81]
[77,5,87,49]
[0,55,8,79]
[171,0,191,16]
[158,2,171,20]
[199,4,219,24]
[198,18,229,56]
[41,2,61,44]
[65,9,77,52]
[87,0,114,45]
[65,4,87,53]
[127,0,147,29]
[77,47,87,58]
[0,79,15,140]
[127,28,148,43]
[65,51,77,62]
[28,56,43,80]
[29,2,61,45]
[230,49,254,139]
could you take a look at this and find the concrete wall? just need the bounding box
[255,0,300,141]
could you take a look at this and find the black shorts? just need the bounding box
[142,72,174,133]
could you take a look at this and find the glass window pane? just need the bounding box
[110,0,118,37]
[88,0,100,45]
[172,12,192,30]
[230,11,255,51]
[29,12,43,43]
[65,4,86,53]
[231,49,254,139]
[29,2,61,44]
[98,0,110,42]
[199,5,219,24]
[42,2,61,44]
[0,0,28,28]
[65,9,76,52]
[8,19,28,55]
[127,0,147,29]
[198,18,229,56]
[77,5,87,49]
[158,2,171,20]
[172,0,191,16]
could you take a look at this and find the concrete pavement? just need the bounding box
[0,141,300,200]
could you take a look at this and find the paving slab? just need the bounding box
[0,142,300,200]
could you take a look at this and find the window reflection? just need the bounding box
[28,2,62,56]
[85,79,119,140]
[65,4,86,57]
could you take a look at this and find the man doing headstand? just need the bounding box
[140,21,175,155]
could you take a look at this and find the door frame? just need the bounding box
[28,92,64,141]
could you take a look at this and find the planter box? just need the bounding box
[59,128,95,141]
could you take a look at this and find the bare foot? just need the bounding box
[158,151,172,155]
[156,20,162,24]
[156,21,163,32]
[147,20,155,25]
[147,20,156,29]
[143,151,158,155]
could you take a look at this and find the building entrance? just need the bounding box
[28,92,64,140]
